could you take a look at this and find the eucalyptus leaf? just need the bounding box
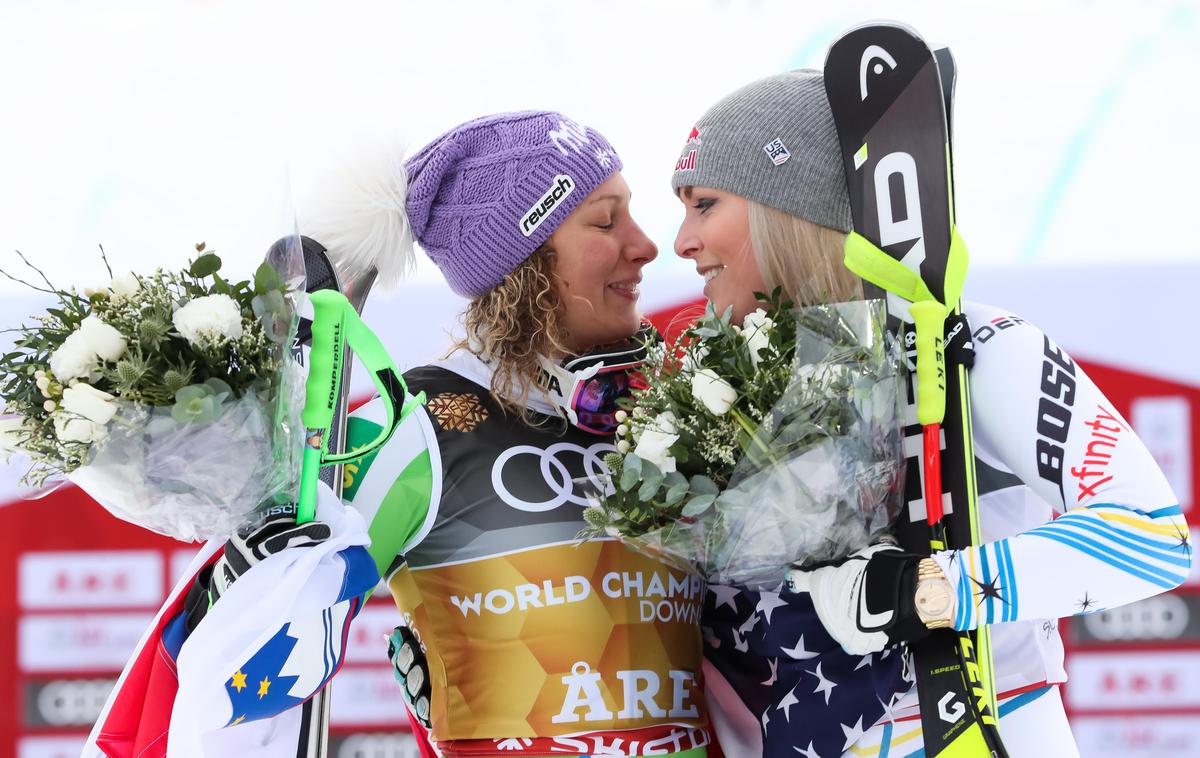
[689,475,718,496]
[254,262,285,294]
[619,464,641,492]
[637,459,664,499]
[681,493,716,517]
[664,480,689,505]
[189,253,222,278]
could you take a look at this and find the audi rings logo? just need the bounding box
[1081,595,1190,641]
[492,442,616,512]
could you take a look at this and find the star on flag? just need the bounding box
[808,662,837,705]
[756,591,789,624]
[776,686,802,723]
[229,670,247,693]
[840,716,867,751]
[710,584,740,611]
[781,633,819,661]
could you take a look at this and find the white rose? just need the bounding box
[78,315,128,362]
[53,413,99,444]
[49,330,98,382]
[172,294,245,348]
[742,309,774,368]
[110,271,141,297]
[691,368,737,415]
[61,383,118,426]
[742,308,774,334]
[633,411,679,473]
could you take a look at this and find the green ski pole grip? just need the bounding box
[909,299,949,426]
[304,290,349,432]
[297,289,349,523]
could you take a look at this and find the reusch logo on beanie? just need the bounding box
[520,175,576,237]
[403,111,622,298]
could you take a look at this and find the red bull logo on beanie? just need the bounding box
[520,175,576,237]
[673,126,701,172]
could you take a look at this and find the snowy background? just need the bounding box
[0,1,1197,756]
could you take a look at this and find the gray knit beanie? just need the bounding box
[670,69,851,233]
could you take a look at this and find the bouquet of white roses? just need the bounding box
[0,245,305,541]
[582,289,906,590]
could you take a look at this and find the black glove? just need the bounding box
[183,503,332,633]
[388,625,432,729]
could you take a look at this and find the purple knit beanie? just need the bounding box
[404,111,622,298]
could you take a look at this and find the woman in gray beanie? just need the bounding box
[671,69,1184,757]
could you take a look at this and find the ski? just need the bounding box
[825,23,1007,758]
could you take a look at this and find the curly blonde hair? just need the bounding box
[452,243,572,419]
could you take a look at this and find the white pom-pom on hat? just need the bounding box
[299,138,414,293]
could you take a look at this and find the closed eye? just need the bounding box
[693,198,716,214]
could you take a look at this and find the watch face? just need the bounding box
[916,579,953,620]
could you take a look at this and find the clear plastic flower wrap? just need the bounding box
[68,379,303,542]
[583,298,906,591]
[690,301,905,588]
[62,241,307,542]
[0,233,308,542]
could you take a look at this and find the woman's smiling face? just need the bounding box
[550,172,658,352]
[673,185,765,322]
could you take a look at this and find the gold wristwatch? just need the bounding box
[914,558,954,630]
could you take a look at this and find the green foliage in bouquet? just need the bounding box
[0,245,293,486]
[582,286,887,545]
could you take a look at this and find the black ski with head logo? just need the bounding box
[825,23,1007,758]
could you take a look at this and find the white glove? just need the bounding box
[785,541,931,655]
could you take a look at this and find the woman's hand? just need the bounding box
[183,504,332,632]
[388,625,432,728]
[784,541,948,655]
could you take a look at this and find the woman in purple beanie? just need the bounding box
[322,112,712,758]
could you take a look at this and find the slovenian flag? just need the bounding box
[84,484,380,757]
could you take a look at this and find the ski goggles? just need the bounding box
[539,323,657,435]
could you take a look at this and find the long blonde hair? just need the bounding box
[747,201,863,307]
[452,243,571,419]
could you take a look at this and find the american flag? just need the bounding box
[703,583,914,757]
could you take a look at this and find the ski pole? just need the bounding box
[297,288,423,523]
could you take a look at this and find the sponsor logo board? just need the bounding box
[345,605,402,665]
[1070,592,1199,645]
[1131,396,1192,511]
[19,613,153,672]
[23,678,116,728]
[329,667,408,727]
[17,736,88,758]
[331,733,422,758]
[1066,650,1200,710]
[19,551,162,609]
[1072,715,1200,758]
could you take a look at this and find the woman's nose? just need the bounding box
[625,221,658,263]
[674,223,699,259]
